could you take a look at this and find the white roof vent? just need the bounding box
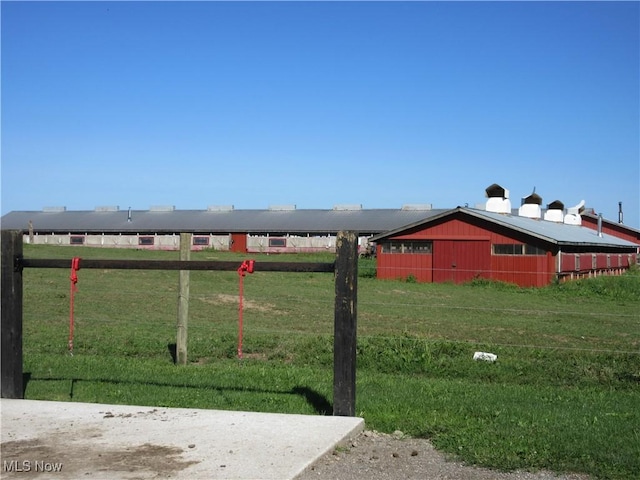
[333,204,363,211]
[401,204,432,211]
[519,204,541,219]
[207,205,234,212]
[543,200,565,222]
[95,206,120,212]
[564,200,585,225]
[518,189,542,219]
[42,206,67,213]
[268,204,296,211]
[484,184,511,214]
[149,205,175,212]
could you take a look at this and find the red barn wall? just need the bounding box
[377,216,556,287]
[376,214,637,287]
[491,252,555,287]
[581,217,640,246]
[432,239,490,283]
[377,247,433,282]
[559,252,635,274]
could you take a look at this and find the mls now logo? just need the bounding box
[3,460,63,473]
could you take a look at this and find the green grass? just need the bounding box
[19,245,640,479]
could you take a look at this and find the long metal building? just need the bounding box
[0,204,443,254]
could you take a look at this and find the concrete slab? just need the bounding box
[0,399,364,479]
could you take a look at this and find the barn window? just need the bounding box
[138,236,155,246]
[268,238,286,247]
[493,244,523,255]
[380,241,432,254]
[493,244,545,255]
[524,245,546,255]
[70,236,85,245]
[193,236,210,246]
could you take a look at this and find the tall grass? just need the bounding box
[19,245,640,479]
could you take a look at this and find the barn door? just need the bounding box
[433,240,490,284]
[230,233,247,253]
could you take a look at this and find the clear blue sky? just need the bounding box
[2,1,639,228]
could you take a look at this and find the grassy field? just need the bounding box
[19,244,640,479]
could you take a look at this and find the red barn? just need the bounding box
[581,211,640,247]
[371,206,638,288]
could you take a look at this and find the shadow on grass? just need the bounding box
[291,386,333,415]
[23,374,334,416]
[167,343,177,364]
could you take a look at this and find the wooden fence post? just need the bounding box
[176,233,191,365]
[333,230,358,416]
[1,230,24,398]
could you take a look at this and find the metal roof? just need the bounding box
[370,207,639,249]
[0,208,447,235]
[3,207,638,249]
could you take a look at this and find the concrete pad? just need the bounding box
[0,399,364,479]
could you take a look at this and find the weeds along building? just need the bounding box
[370,185,639,288]
[0,203,445,254]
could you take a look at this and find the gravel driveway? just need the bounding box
[295,430,592,480]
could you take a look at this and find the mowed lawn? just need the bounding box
[19,245,640,479]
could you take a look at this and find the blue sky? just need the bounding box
[2,1,639,228]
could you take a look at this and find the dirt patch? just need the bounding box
[197,293,281,313]
[94,443,198,476]
[1,437,199,479]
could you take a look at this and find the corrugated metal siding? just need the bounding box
[556,252,634,282]
[561,253,576,272]
[393,215,547,247]
[377,253,433,282]
[579,254,592,272]
[394,217,491,239]
[558,252,617,274]
[433,240,490,284]
[378,218,492,283]
[624,254,634,267]
[491,253,554,287]
[377,209,638,287]
[590,224,639,244]
[581,215,640,245]
[377,214,559,286]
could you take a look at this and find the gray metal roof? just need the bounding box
[370,207,639,249]
[0,208,447,235]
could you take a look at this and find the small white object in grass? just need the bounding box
[473,351,497,362]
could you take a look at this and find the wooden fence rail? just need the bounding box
[1,229,358,416]
[17,258,337,272]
